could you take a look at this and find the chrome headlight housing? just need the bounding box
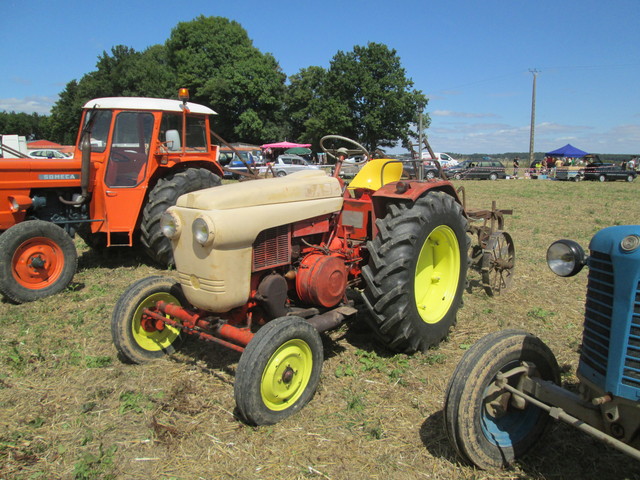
[192,215,215,246]
[621,235,640,252]
[160,210,182,239]
[546,239,586,277]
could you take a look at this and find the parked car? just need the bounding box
[259,154,320,177]
[446,158,506,180]
[219,150,256,179]
[402,160,441,179]
[582,154,637,182]
[28,149,71,159]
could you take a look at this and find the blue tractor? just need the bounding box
[444,225,640,469]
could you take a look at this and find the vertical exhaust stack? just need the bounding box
[58,128,91,206]
[79,130,91,200]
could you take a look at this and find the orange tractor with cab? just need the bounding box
[0,89,224,303]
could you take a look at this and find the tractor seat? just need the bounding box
[348,158,403,191]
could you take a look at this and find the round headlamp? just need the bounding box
[621,235,640,252]
[546,239,586,277]
[192,216,215,246]
[160,211,182,239]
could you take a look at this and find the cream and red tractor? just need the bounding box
[111,135,470,425]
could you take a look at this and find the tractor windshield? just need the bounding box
[84,110,112,153]
[159,113,208,152]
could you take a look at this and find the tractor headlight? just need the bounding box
[546,239,586,277]
[160,211,182,239]
[192,216,215,246]
[621,235,640,252]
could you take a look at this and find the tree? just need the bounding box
[47,80,84,144]
[0,111,49,140]
[47,45,176,144]
[166,16,287,144]
[284,66,327,142]
[287,43,428,153]
[324,43,427,152]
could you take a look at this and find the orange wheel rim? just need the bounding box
[11,237,65,289]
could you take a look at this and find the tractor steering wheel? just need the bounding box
[320,135,369,163]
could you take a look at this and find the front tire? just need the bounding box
[0,221,77,303]
[598,174,606,182]
[235,317,323,425]
[362,192,469,353]
[444,329,560,469]
[111,276,186,364]
[489,173,498,181]
[627,174,635,182]
[140,168,221,267]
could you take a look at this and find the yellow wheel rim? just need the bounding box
[131,292,181,352]
[414,225,460,324]
[260,339,313,411]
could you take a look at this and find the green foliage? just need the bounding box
[344,389,366,412]
[72,443,117,480]
[334,363,356,378]
[118,391,152,414]
[527,307,555,323]
[324,43,427,152]
[166,16,287,144]
[85,356,112,369]
[421,351,446,366]
[42,21,426,150]
[0,111,49,140]
[284,43,427,152]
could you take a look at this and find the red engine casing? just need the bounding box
[296,254,348,308]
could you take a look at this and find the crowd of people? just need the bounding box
[510,155,638,178]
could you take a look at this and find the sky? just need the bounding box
[1,0,638,155]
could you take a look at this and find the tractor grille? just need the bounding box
[252,225,291,272]
[623,281,640,388]
[580,250,613,377]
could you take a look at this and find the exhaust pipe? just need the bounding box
[305,305,357,333]
[59,129,91,206]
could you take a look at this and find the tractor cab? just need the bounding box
[0,90,224,303]
[78,91,223,247]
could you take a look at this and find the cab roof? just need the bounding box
[83,97,217,115]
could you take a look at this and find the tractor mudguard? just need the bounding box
[370,180,464,221]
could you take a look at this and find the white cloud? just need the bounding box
[432,110,499,119]
[0,96,57,115]
[424,119,639,154]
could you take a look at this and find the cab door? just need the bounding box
[102,111,154,245]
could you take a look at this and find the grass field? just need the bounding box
[1,178,640,480]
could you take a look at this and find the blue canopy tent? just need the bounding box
[545,144,588,157]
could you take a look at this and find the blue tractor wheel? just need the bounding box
[443,329,560,469]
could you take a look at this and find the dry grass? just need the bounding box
[2,178,640,480]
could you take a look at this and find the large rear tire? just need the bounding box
[0,221,77,303]
[140,168,221,267]
[444,329,560,469]
[361,191,469,353]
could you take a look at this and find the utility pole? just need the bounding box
[529,69,540,167]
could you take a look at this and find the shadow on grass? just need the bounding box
[77,245,151,272]
[422,408,640,479]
